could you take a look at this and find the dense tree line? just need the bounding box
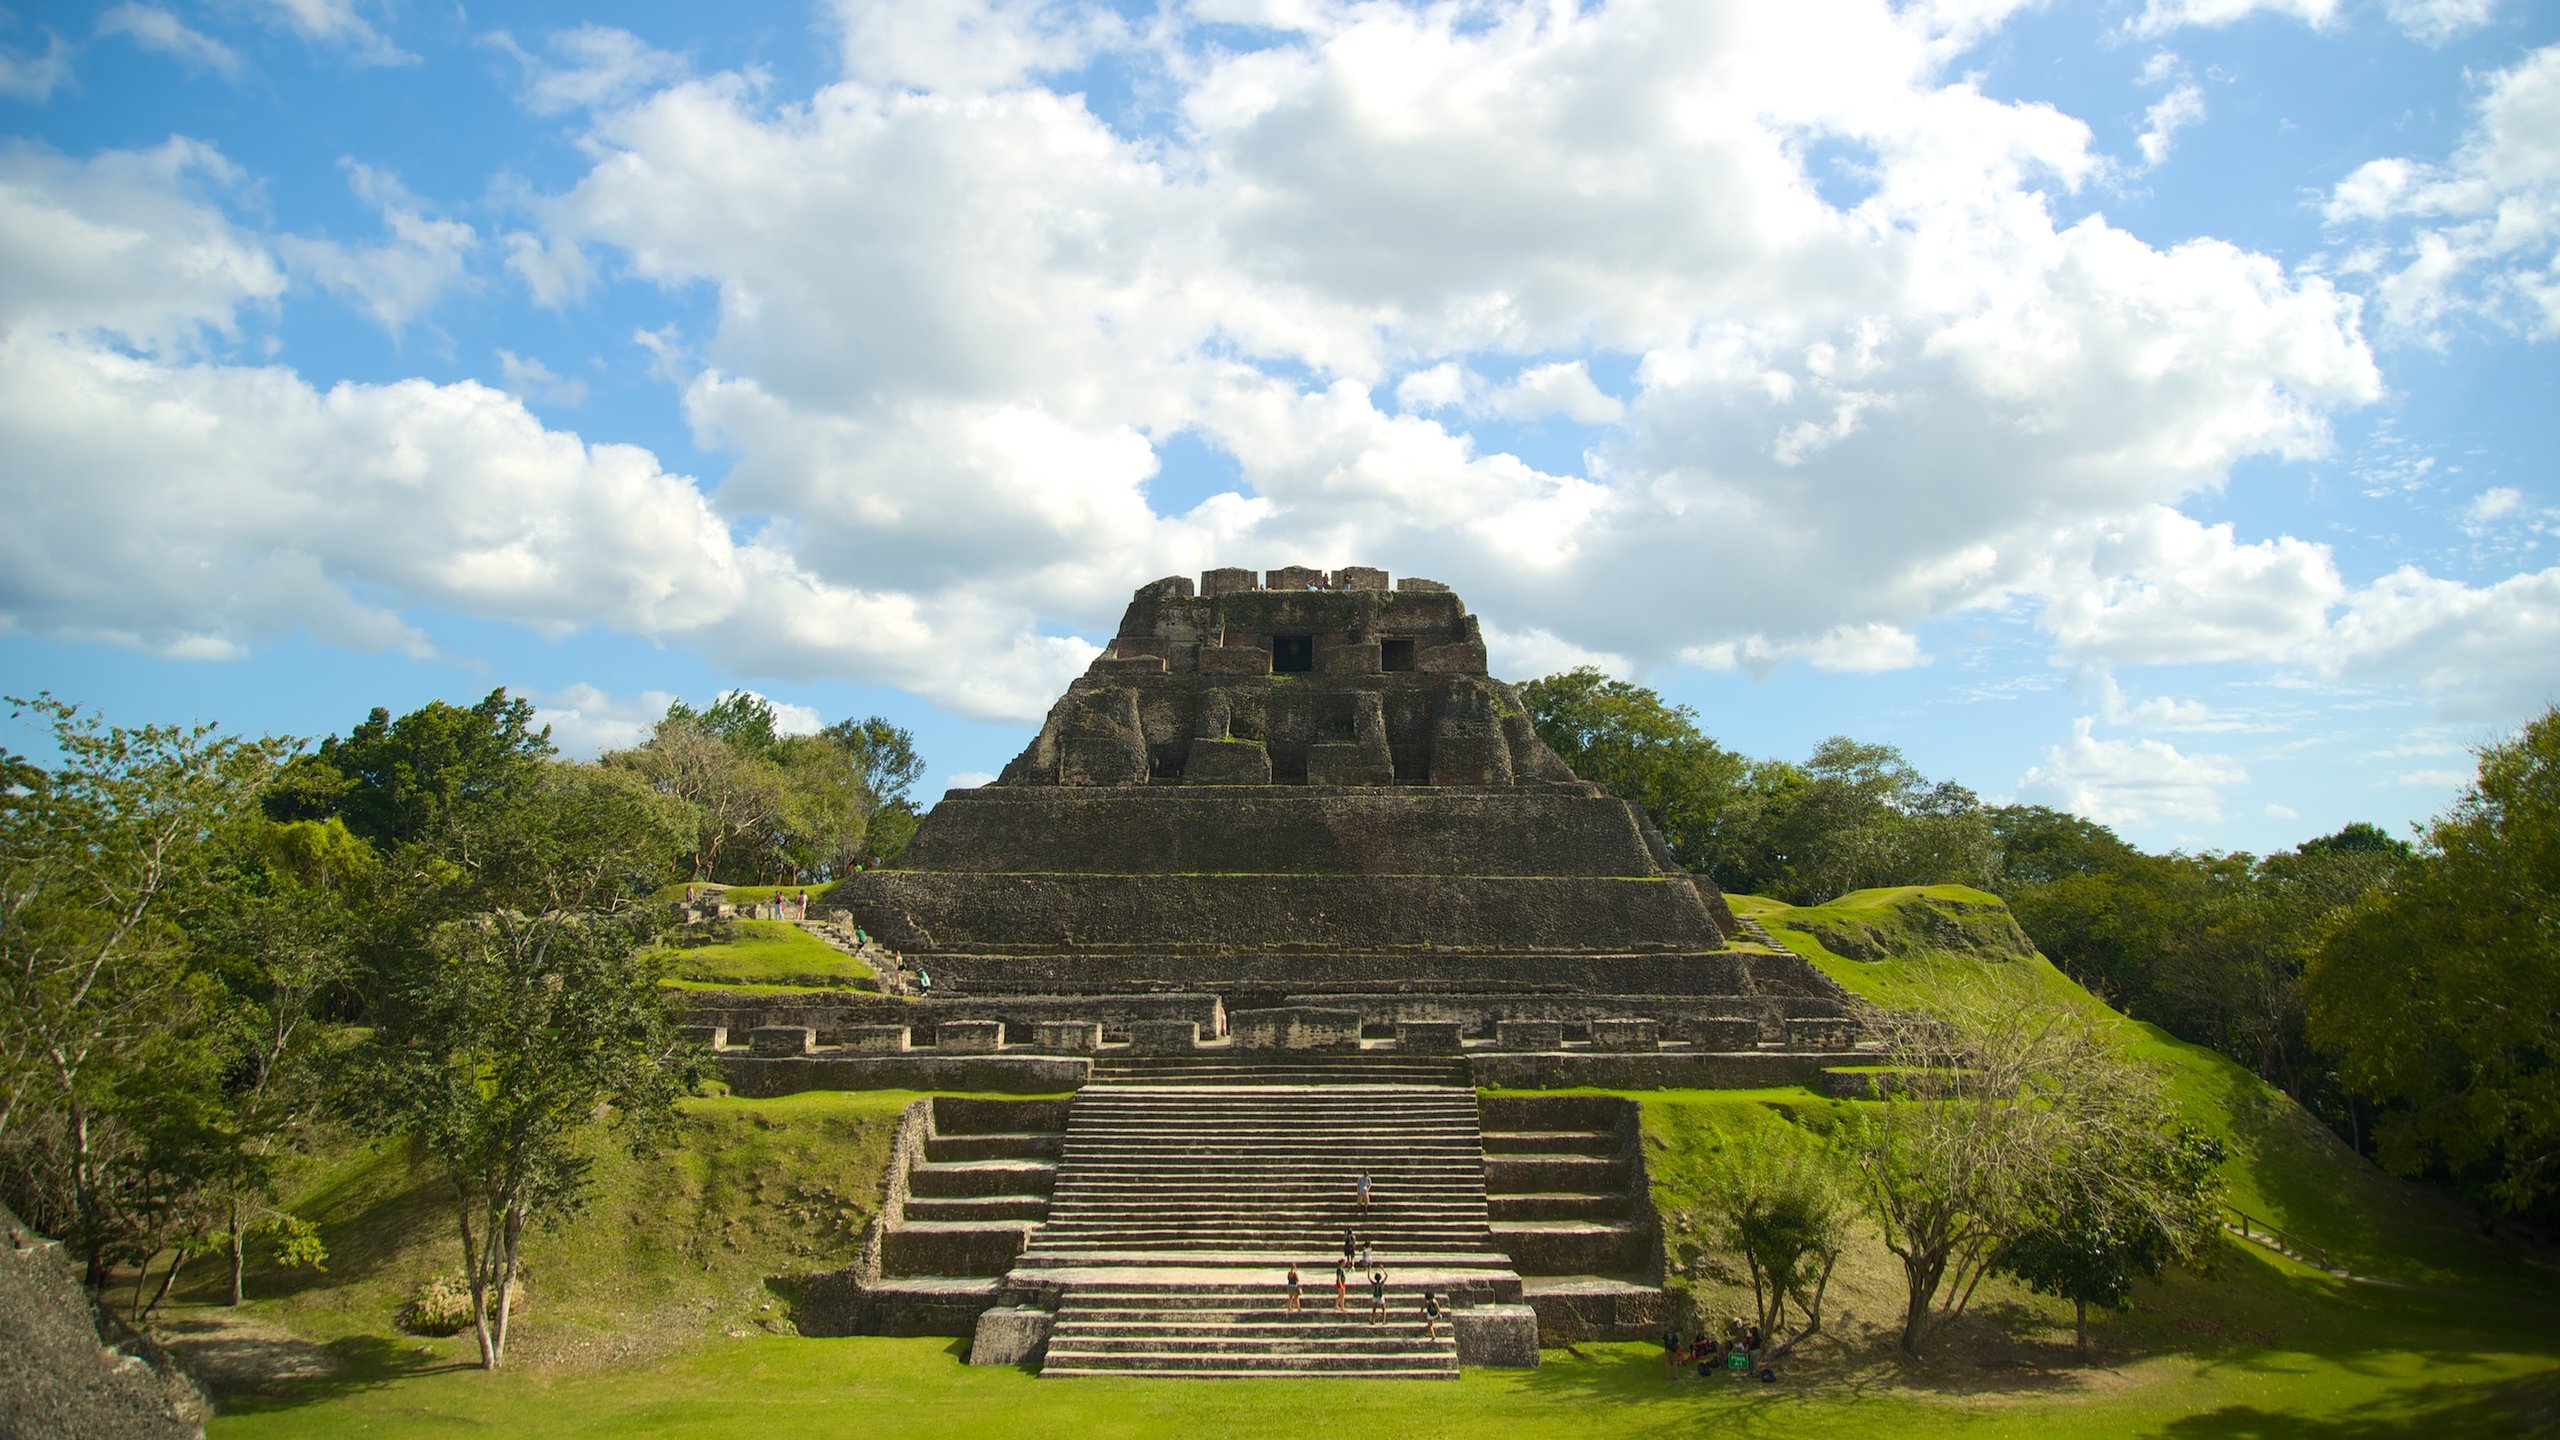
[1522,667,2558,1225]
[0,686,925,1364]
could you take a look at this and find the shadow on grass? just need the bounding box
[2162,1365,2560,1438]
[205,1334,476,1416]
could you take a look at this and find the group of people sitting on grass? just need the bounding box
[1667,1320,1777,1384]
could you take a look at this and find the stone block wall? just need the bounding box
[1230,1007,1361,1050]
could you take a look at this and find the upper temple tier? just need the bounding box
[819,568,1820,1005]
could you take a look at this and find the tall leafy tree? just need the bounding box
[1996,1118,2225,1357]
[1704,1133,1854,1356]
[351,762,701,1368]
[2307,707,2560,1220]
[1515,668,1752,875]
[265,689,551,851]
[0,695,285,1285]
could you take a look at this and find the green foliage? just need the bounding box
[0,693,288,1290]
[656,918,875,989]
[349,762,707,1368]
[1701,1129,1853,1353]
[264,689,552,851]
[608,699,925,881]
[2306,705,2560,1220]
[1997,1121,2227,1355]
[1515,668,1751,874]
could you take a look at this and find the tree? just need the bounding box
[265,689,552,851]
[1515,669,1752,875]
[1996,1117,2225,1357]
[2307,707,2560,1220]
[605,707,789,882]
[0,695,284,1287]
[351,762,702,1368]
[1852,993,2192,1356]
[1704,1134,1854,1356]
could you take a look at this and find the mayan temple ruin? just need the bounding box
[686,568,1874,1378]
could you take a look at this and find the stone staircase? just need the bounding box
[1012,1066,1518,1377]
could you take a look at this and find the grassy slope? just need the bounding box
[185,1090,908,1400]
[655,918,877,990]
[196,886,2559,1437]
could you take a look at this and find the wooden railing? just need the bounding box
[2224,1205,2346,1276]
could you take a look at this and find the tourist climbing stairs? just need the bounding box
[1016,1063,1514,1377]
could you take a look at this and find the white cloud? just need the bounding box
[0,138,283,350]
[1480,623,1630,682]
[1394,361,1468,412]
[2382,0,2497,44]
[2018,716,2248,826]
[717,688,822,737]
[96,5,242,79]
[2137,83,2204,169]
[2323,44,2560,341]
[496,349,587,407]
[2395,767,2471,787]
[826,0,1125,92]
[493,24,686,116]
[278,161,474,333]
[2034,507,2346,666]
[2125,0,2337,37]
[1481,362,1626,424]
[2263,801,2298,819]
[2316,565,2560,721]
[253,0,410,66]
[2465,486,2524,522]
[943,771,996,790]
[0,29,71,102]
[533,683,681,756]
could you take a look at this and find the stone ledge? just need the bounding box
[967,1305,1054,1366]
[717,1054,1089,1096]
[1452,1303,1540,1368]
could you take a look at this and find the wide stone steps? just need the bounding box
[1042,1280,1460,1379]
[1020,1077,1504,1376]
[1089,1059,1470,1087]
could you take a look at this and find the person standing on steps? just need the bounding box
[1341,1228,1355,1265]
[1369,1268,1388,1322]
[1421,1290,1442,1341]
[1333,1259,1349,1314]
[1357,1236,1374,1271]
[1357,1169,1373,1212]
[1286,1262,1302,1313]
[917,968,932,998]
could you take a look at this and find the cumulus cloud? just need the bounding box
[96,5,242,79]
[278,161,475,333]
[23,0,2560,746]
[533,683,681,756]
[2134,53,2205,169]
[2382,0,2498,44]
[0,29,72,102]
[2324,44,2560,340]
[253,0,410,66]
[2018,716,2248,826]
[491,24,686,116]
[2125,0,2337,37]
[496,349,587,407]
[0,138,284,350]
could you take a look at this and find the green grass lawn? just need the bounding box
[654,918,878,989]
[177,888,2560,1438]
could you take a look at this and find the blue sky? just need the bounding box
[3,0,2556,859]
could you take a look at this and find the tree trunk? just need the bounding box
[143,1247,187,1321]
[491,1205,526,1366]
[456,1189,495,1370]
[228,1207,246,1307]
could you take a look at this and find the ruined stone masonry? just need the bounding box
[699,568,1871,1378]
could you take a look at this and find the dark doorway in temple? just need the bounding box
[1379,638,1415,672]
[1273,634,1314,672]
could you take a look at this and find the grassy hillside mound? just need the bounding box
[169,1090,908,1408]
[1731,885,2506,1282]
[655,918,878,991]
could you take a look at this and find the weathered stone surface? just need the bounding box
[1125,1020,1199,1053]
[935,1020,1004,1054]
[1524,1280,1672,1343]
[841,1025,912,1054]
[1590,1019,1659,1052]
[1231,1006,1361,1051]
[749,1025,814,1055]
[1452,1303,1541,1368]
[680,992,1224,1049]
[718,1055,1090,1095]
[1686,1017,1765,1051]
[1029,1021,1101,1052]
[1471,1051,1844,1091]
[679,1023,727,1049]
[1495,1020,1565,1051]
[1397,1021,1464,1053]
[800,569,1871,1015]
[967,1305,1054,1366]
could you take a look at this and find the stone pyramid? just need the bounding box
[822,567,1838,1008]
